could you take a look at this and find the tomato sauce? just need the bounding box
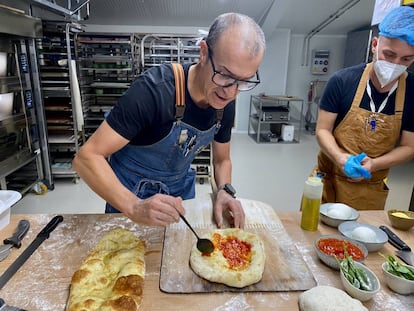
[317,238,365,260]
[211,233,252,270]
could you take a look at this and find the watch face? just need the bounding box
[224,183,236,196]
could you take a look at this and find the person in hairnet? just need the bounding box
[314,6,414,210]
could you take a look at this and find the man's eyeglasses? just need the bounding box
[207,47,260,92]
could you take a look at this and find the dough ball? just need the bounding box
[299,285,368,311]
[351,226,377,243]
[327,203,352,219]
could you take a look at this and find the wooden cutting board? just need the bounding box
[159,196,317,293]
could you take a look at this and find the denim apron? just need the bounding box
[106,64,223,213]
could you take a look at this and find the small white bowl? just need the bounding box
[320,203,359,228]
[340,261,380,301]
[314,234,368,270]
[0,92,14,117]
[382,262,414,295]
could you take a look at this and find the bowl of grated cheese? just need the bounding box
[387,210,414,231]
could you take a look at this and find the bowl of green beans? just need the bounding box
[339,258,380,301]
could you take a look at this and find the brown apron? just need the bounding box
[317,62,407,210]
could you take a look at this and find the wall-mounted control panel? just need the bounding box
[311,50,329,75]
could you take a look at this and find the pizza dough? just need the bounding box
[189,228,265,288]
[298,286,368,311]
[66,228,146,311]
[327,203,352,219]
[351,227,377,243]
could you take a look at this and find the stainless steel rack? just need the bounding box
[76,33,140,138]
[37,21,84,182]
[0,7,51,194]
[140,34,200,71]
[248,95,304,144]
[191,143,212,185]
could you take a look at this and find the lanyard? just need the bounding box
[365,80,398,132]
[366,79,398,114]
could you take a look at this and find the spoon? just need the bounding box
[179,214,214,254]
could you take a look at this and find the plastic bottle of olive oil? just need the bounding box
[300,176,323,231]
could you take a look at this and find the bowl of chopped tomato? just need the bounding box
[314,235,368,270]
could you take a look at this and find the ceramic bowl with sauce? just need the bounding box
[387,210,414,231]
[314,234,368,270]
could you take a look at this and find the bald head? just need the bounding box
[206,12,266,58]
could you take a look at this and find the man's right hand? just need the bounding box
[127,193,185,227]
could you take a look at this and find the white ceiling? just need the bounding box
[84,0,376,36]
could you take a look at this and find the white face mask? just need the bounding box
[373,41,407,88]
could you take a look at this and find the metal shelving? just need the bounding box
[191,143,212,185]
[0,7,51,194]
[248,95,304,144]
[140,34,200,71]
[37,21,84,181]
[77,33,140,138]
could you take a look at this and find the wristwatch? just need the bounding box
[218,183,236,198]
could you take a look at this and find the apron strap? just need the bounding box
[395,71,407,121]
[171,63,225,126]
[171,63,185,120]
[351,62,372,108]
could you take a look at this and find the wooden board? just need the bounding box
[0,214,164,311]
[160,197,317,293]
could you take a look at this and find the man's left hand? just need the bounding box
[213,190,245,229]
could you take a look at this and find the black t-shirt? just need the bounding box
[106,63,235,145]
[319,63,414,132]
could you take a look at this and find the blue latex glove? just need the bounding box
[343,152,372,179]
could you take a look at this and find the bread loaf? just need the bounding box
[67,229,146,311]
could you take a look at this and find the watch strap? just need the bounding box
[218,183,236,198]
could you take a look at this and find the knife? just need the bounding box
[0,298,27,311]
[379,225,414,266]
[0,220,30,261]
[0,215,63,289]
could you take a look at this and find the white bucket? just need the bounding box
[0,52,7,77]
[0,190,22,230]
[0,92,14,117]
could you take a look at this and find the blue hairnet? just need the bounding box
[379,6,414,46]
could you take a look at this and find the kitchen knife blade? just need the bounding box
[0,220,30,261]
[0,298,27,311]
[0,215,63,289]
[379,225,414,266]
